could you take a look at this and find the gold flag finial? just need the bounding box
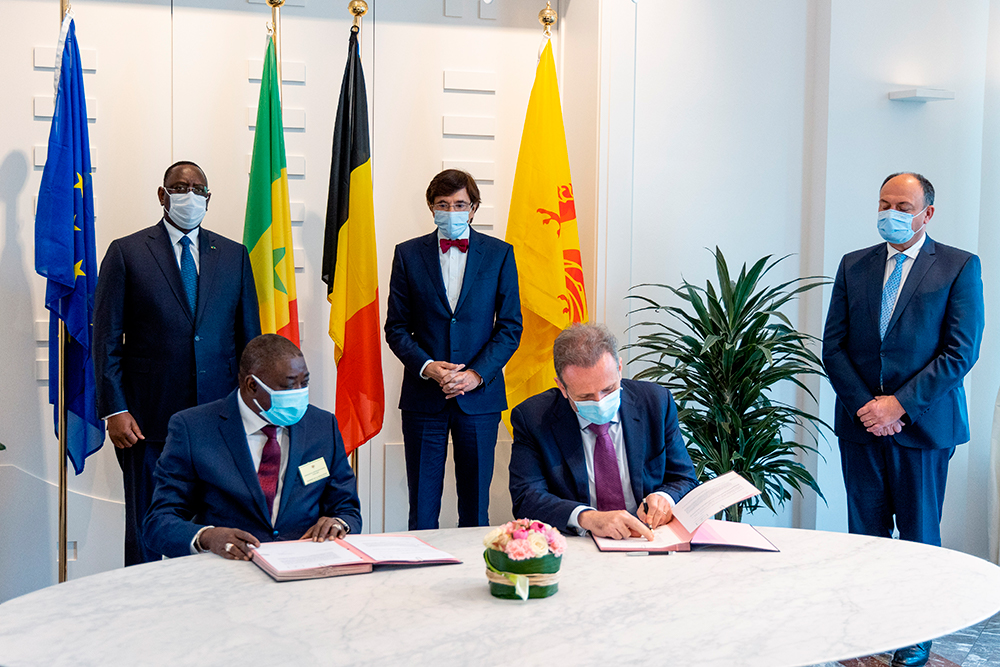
[539,2,557,37]
[267,0,285,7]
[350,0,368,29]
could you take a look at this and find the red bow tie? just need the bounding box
[440,238,469,253]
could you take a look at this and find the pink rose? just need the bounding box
[530,521,546,533]
[512,529,528,540]
[505,539,536,560]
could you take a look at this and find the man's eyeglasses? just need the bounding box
[433,201,471,212]
[165,184,210,197]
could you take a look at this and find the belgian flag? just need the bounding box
[244,35,299,345]
[323,26,384,454]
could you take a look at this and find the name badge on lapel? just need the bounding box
[299,458,330,485]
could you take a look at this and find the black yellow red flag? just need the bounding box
[323,26,384,454]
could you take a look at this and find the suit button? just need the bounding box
[451,318,456,324]
[272,530,279,537]
[194,335,201,342]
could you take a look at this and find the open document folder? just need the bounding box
[592,471,779,553]
[251,534,461,581]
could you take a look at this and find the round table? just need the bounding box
[1,526,998,666]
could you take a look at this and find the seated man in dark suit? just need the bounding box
[509,323,698,540]
[144,334,361,560]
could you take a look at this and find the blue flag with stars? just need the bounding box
[34,16,104,474]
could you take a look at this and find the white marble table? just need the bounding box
[1,527,999,666]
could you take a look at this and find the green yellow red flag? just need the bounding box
[244,35,299,345]
[503,39,588,432]
[322,26,384,454]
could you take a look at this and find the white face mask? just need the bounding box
[164,191,207,230]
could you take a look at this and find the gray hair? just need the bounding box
[553,323,618,380]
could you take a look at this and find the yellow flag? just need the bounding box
[503,39,588,432]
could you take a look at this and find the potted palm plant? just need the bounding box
[626,248,829,521]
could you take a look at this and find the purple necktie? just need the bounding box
[258,425,281,519]
[588,422,626,511]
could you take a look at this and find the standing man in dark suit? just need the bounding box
[385,169,522,530]
[144,334,361,560]
[823,172,984,667]
[93,161,261,565]
[509,323,698,539]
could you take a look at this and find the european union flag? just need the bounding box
[34,17,104,474]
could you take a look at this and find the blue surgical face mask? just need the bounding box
[252,374,309,426]
[877,207,926,245]
[573,388,621,425]
[434,210,470,240]
[165,191,208,231]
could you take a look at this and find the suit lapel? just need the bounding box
[549,397,590,504]
[453,229,485,315]
[885,236,936,338]
[618,384,646,503]
[219,394,271,524]
[146,220,194,324]
[417,231,453,313]
[274,418,307,527]
[194,228,220,328]
[864,244,888,337]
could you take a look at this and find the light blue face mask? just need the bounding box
[877,207,926,245]
[434,210,470,240]
[574,388,621,425]
[252,374,309,426]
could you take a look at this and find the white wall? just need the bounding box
[3,0,1000,601]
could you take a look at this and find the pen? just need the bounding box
[642,500,653,531]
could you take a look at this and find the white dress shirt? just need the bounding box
[163,219,200,273]
[566,410,673,534]
[237,391,289,526]
[881,232,926,322]
[419,226,472,380]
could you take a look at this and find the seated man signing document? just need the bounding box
[509,323,698,540]
[144,334,362,559]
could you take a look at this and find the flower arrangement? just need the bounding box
[483,519,565,600]
[483,519,567,560]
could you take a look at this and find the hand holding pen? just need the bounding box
[638,494,674,530]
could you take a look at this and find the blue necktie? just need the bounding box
[879,253,907,340]
[179,235,198,317]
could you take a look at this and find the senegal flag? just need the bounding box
[322,26,384,454]
[503,39,588,433]
[244,35,299,345]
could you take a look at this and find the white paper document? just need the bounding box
[252,540,363,572]
[342,535,456,563]
[671,471,761,532]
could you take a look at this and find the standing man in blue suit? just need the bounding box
[823,173,984,667]
[509,323,698,539]
[385,169,522,530]
[144,334,361,559]
[93,161,261,565]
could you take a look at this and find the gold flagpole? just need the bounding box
[268,0,284,101]
[57,0,71,585]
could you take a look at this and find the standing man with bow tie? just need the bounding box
[93,161,261,565]
[385,169,522,530]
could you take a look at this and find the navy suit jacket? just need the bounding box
[93,221,261,441]
[143,392,362,558]
[823,236,984,449]
[384,229,522,414]
[508,379,699,532]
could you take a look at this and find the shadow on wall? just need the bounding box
[0,149,54,601]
